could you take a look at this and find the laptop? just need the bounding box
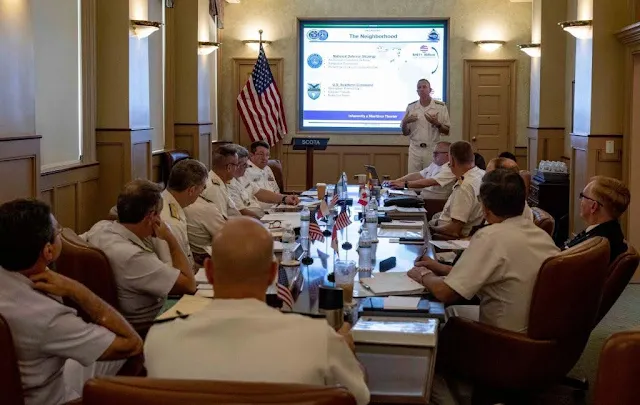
[364,165,380,182]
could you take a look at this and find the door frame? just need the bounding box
[232,57,284,160]
[462,59,517,154]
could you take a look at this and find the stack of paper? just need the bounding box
[352,316,438,347]
[359,272,425,296]
[387,189,418,197]
[429,240,470,250]
[383,296,421,310]
[380,220,424,229]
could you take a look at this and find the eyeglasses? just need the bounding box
[253,153,270,159]
[580,192,603,206]
[433,151,449,155]
[266,220,282,229]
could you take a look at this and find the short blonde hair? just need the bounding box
[590,176,630,219]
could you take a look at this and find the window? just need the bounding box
[32,0,83,169]
[149,0,165,151]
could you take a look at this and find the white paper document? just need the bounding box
[195,268,208,284]
[380,220,424,229]
[435,251,458,264]
[359,272,425,296]
[155,295,211,321]
[301,190,318,197]
[383,296,421,310]
[429,240,470,250]
[353,317,438,347]
[273,240,283,252]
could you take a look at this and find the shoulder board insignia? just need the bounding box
[244,182,252,189]
[200,195,213,204]
[435,100,445,105]
[169,203,180,220]
[408,101,418,106]
[212,181,221,186]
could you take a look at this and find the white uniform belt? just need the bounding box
[410,141,431,148]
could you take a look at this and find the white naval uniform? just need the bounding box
[159,189,194,269]
[245,161,280,210]
[404,99,450,173]
[145,298,370,405]
[431,216,560,405]
[430,166,485,237]
[83,221,181,327]
[201,170,238,218]
[419,162,456,200]
[0,268,119,405]
[228,177,265,217]
[184,195,226,255]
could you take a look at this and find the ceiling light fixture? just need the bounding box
[130,20,163,39]
[558,20,593,39]
[198,41,221,55]
[518,43,541,57]
[474,40,506,52]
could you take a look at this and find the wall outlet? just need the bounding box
[606,140,615,154]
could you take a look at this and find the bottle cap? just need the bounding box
[319,286,344,310]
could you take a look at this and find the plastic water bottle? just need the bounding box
[335,181,343,200]
[300,206,310,252]
[365,199,379,241]
[281,224,296,263]
[358,228,373,275]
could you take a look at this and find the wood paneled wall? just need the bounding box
[40,163,100,233]
[0,136,41,202]
[282,145,409,191]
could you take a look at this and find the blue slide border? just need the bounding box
[297,19,449,134]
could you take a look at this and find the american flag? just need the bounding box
[331,225,339,253]
[276,268,295,310]
[358,187,370,206]
[237,45,287,146]
[329,194,339,208]
[309,210,325,242]
[335,206,352,230]
[208,0,223,28]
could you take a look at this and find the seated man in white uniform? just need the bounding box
[429,141,485,238]
[245,141,280,210]
[408,169,560,405]
[388,141,456,200]
[486,157,533,220]
[229,145,299,219]
[155,159,208,270]
[201,144,239,218]
[0,199,142,405]
[84,180,196,329]
[145,217,370,405]
[184,195,226,265]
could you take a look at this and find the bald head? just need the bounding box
[208,217,276,291]
[487,157,519,173]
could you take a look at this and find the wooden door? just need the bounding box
[233,58,284,160]
[463,60,516,162]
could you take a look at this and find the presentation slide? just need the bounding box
[298,20,448,133]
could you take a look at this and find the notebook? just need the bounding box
[352,316,438,347]
[359,272,425,296]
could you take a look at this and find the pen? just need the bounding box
[359,281,374,293]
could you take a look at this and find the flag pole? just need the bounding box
[258,29,263,46]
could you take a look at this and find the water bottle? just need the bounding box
[365,199,378,241]
[335,181,343,201]
[300,206,310,252]
[358,228,373,275]
[281,224,296,263]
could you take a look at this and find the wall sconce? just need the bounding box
[474,40,506,52]
[130,20,163,39]
[198,41,221,55]
[518,43,541,57]
[558,20,593,39]
[243,30,272,50]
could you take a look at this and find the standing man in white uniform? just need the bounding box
[401,79,451,173]
[144,217,369,405]
[158,159,208,270]
[0,199,142,405]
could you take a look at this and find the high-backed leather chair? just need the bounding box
[160,149,190,187]
[520,170,532,199]
[83,377,356,405]
[437,237,610,403]
[595,244,640,325]
[268,159,285,192]
[55,228,119,321]
[422,198,447,221]
[531,206,555,237]
[0,314,24,405]
[593,330,640,405]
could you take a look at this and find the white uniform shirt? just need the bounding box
[419,162,456,200]
[83,221,180,326]
[184,196,226,255]
[404,99,451,146]
[444,216,560,333]
[159,190,193,268]
[0,268,115,405]
[145,299,369,405]
[245,161,280,194]
[201,170,237,219]
[437,166,486,236]
[228,177,265,216]
[523,202,534,221]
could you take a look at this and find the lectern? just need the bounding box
[291,137,329,190]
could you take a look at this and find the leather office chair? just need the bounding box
[268,159,286,192]
[0,314,24,405]
[422,198,447,221]
[520,170,532,199]
[593,330,640,405]
[83,377,357,405]
[437,237,610,404]
[595,244,640,325]
[160,149,190,187]
[56,228,119,320]
[531,206,555,237]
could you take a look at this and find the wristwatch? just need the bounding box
[405,181,409,189]
[281,195,287,204]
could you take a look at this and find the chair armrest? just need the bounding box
[423,198,447,221]
[438,317,559,389]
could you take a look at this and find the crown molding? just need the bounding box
[616,21,640,45]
